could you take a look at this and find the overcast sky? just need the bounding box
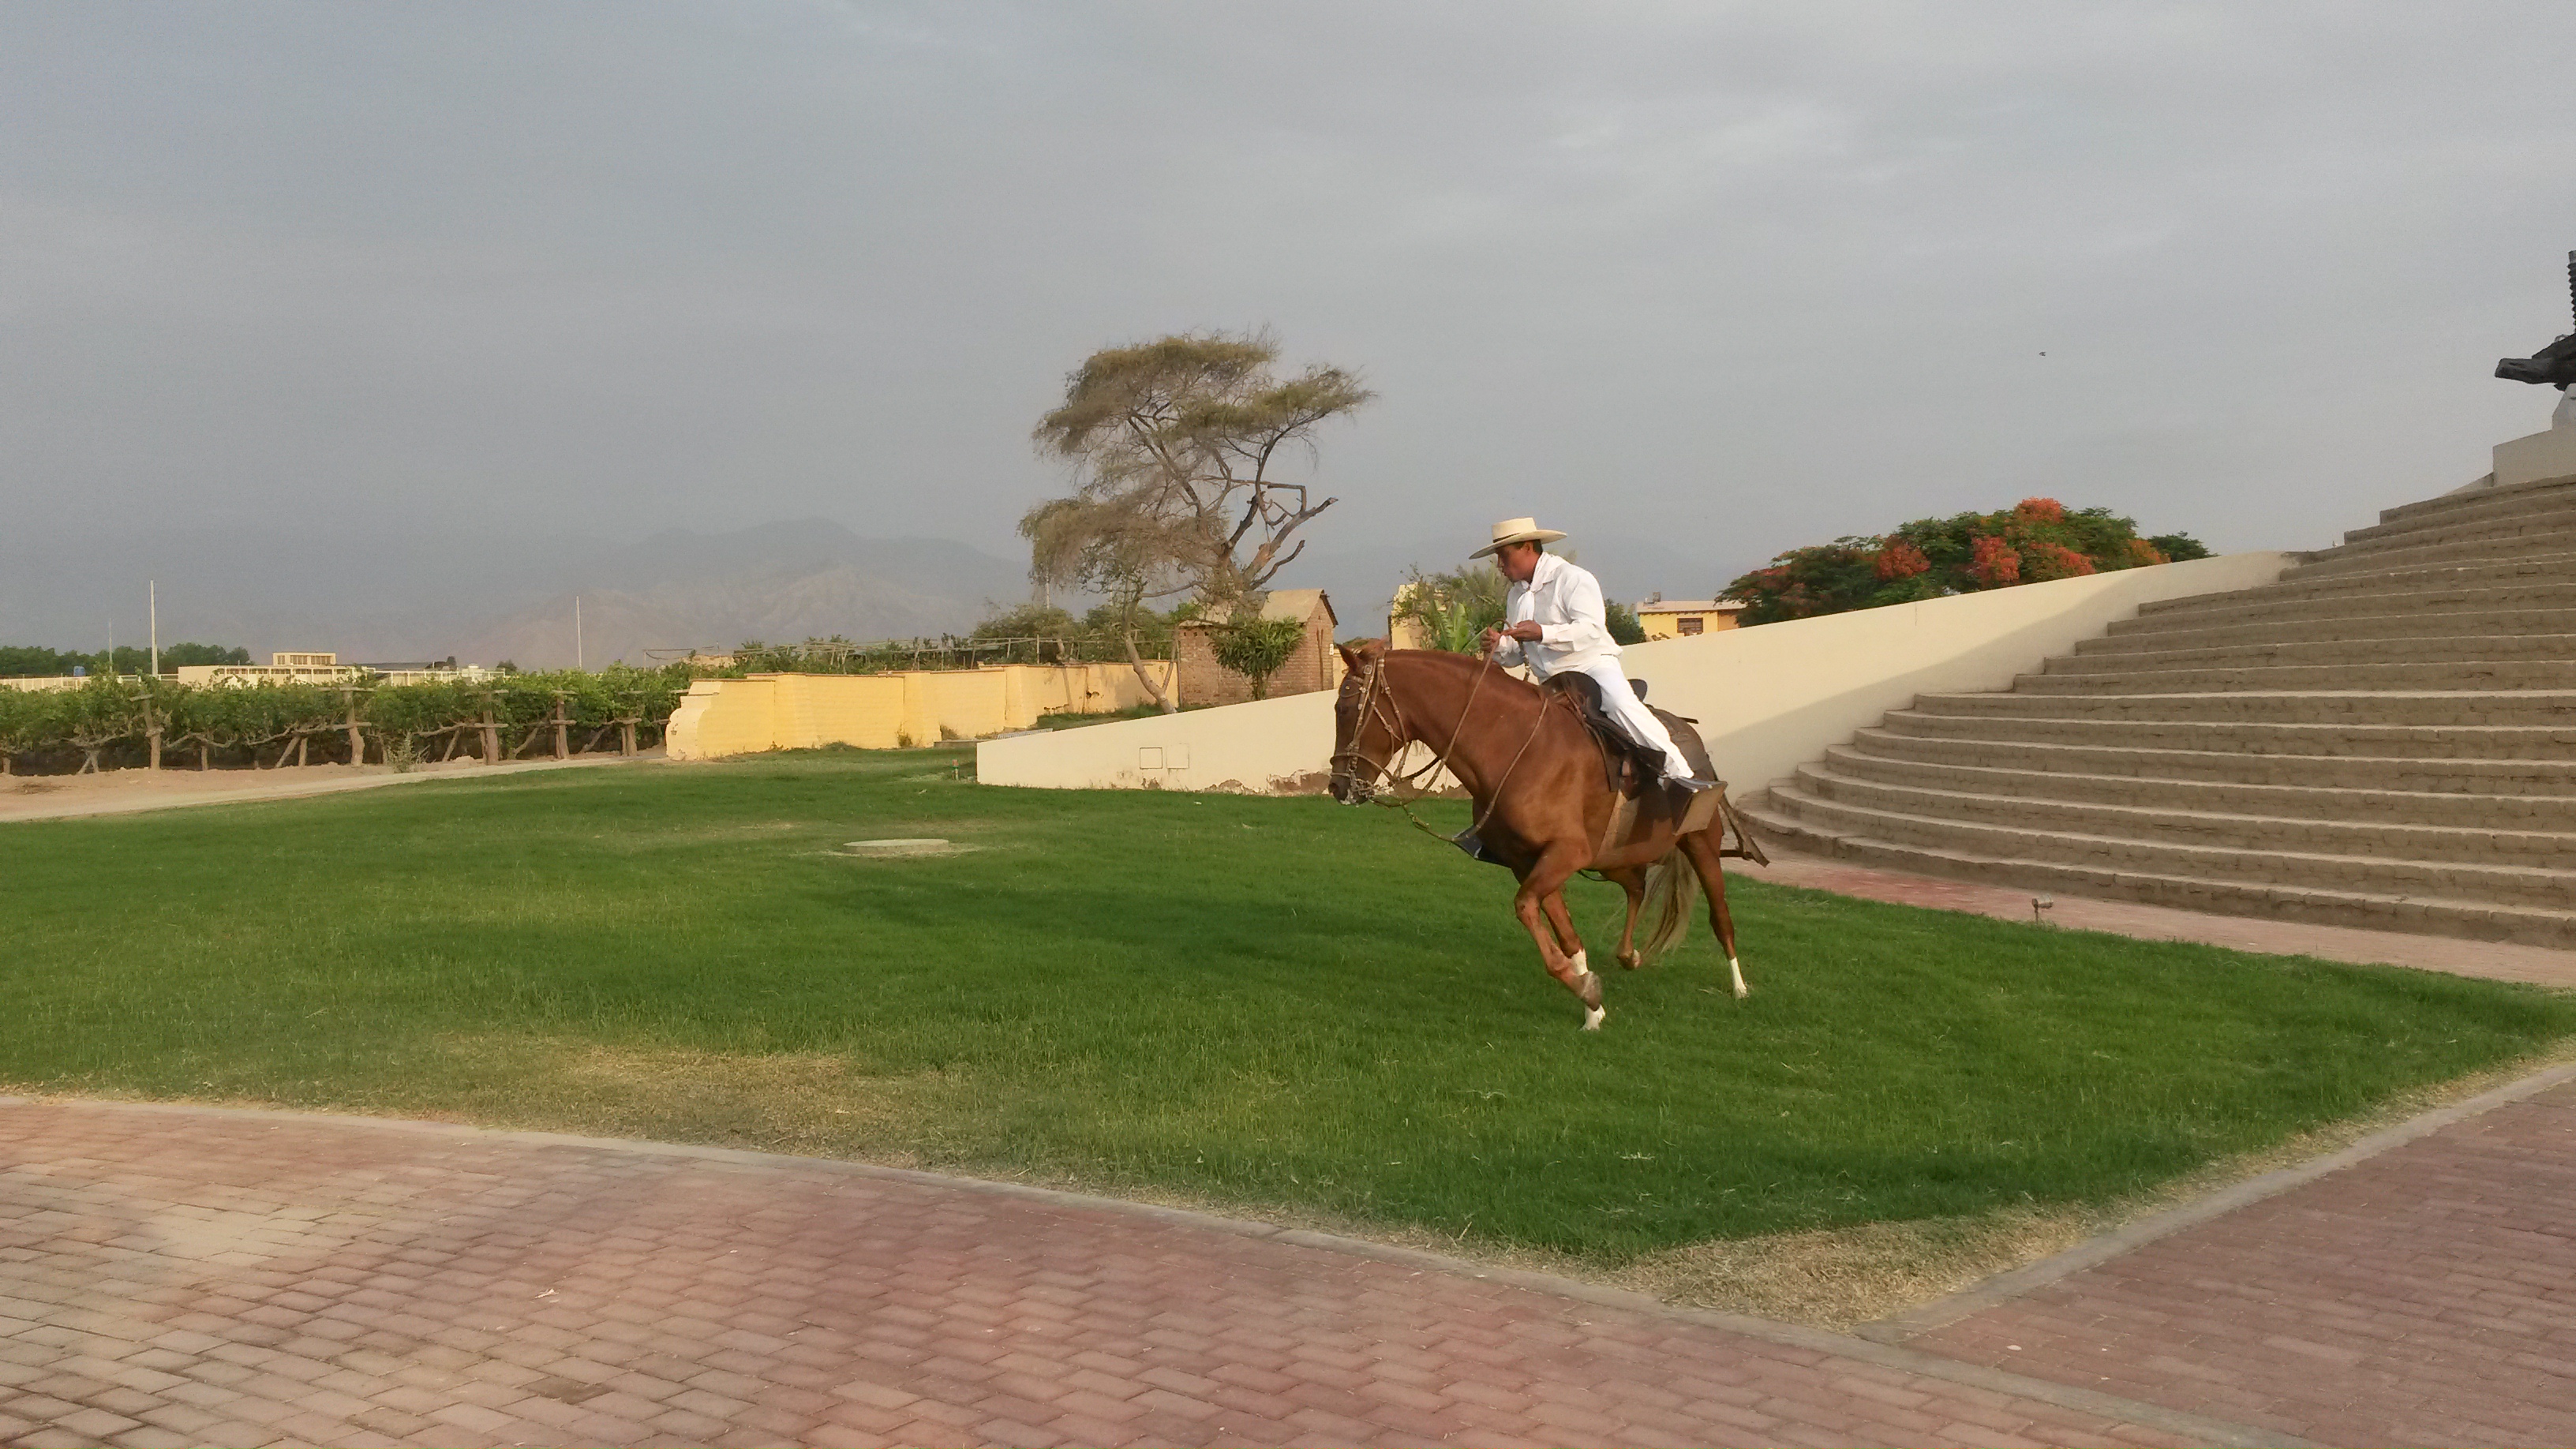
[7,1,2574,593]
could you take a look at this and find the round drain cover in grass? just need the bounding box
[841,838,954,856]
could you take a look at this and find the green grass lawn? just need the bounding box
[5,749,2567,1271]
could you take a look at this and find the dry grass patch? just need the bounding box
[605,820,826,850]
[393,1036,963,1163]
[1617,1208,2095,1328]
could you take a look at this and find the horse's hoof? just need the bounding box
[1581,1005,1606,1031]
[1616,950,1643,971]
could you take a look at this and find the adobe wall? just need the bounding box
[664,661,1177,760]
[1174,620,1342,706]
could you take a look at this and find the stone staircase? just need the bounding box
[1739,471,2576,947]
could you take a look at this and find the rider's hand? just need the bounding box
[1506,620,1544,642]
[1480,627,1502,655]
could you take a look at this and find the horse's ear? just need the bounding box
[1339,638,1387,670]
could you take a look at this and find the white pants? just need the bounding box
[1545,658,1698,782]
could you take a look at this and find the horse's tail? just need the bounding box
[1638,845,1702,963]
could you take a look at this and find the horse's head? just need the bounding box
[1328,638,1398,805]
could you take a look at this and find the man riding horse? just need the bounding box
[1329,517,1750,1029]
[1460,517,1713,859]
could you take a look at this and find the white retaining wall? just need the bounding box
[973,552,2294,794]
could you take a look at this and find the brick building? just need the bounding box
[1174,589,1341,706]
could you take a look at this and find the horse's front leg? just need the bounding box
[1601,867,1649,969]
[1514,846,1606,1028]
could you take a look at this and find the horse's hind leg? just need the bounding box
[1679,831,1749,998]
[1603,867,1649,969]
[1514,848,1607,1029]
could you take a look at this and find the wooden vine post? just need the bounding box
[551,691,571,761]
[141,686,163,771]
[339,687,367,766]
[479,695,502,765]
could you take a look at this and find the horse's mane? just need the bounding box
[1378,647,1546,724]
[1383,647,1540,695]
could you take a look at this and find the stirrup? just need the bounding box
[1452,829,1503,867]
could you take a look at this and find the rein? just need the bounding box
[1332,652,1554,846]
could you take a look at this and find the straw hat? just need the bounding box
[1470,516,1569,559]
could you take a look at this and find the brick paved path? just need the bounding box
[1887,1075,2576,1447]
[0,1099,2241,1449]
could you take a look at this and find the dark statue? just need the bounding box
[2494,250,2576,390]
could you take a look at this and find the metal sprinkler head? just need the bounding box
[2032,894,2055,923]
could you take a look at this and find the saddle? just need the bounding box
[1539,674,1711,792]
[1537,673,1766,866]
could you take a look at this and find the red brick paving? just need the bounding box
[1898,1078,2576,1447]
[0,1099,2222,1448]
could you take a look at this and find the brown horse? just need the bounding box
[1328,639,1747,1029]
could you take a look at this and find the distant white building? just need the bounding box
[175,653,495,687]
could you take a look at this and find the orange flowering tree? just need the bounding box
[1721,499,2207,625]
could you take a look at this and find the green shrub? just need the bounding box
[1723,498,2210,625]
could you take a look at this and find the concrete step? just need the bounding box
[2344,479,2576,544]
[2019,660,2576,695]
[2132,555,2576,623]
[2331,493,2576,553]
[1737,792,2576,949]
[1789,762,2576,874]
[1821,744,2576,829]
[2091,606,2576,652]
[1881,707,2576,759]
[1740,467,2576,950]
[1850,724,2576,794]
[2063,631,2576,668]
[2378,471,2576,527]
[1759,777,2575,912]
[2286,520,2576,581]
[1915,688,2576,727]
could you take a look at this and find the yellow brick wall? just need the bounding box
[665,663,1175,760]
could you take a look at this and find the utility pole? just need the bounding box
[149,580,159,678]
[575,596,584,671]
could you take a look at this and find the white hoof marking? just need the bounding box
[1728,956,1749,998]
[1582,1004,1606,1031]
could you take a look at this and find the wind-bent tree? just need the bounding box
[1024,331,1373,711]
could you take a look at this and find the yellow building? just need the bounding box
[1634,595,1744,639]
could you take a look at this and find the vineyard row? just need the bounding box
[0,665,694,776]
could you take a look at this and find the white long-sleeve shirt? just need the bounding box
[1492,551,1619,681]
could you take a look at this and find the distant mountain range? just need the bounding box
[0,519,1030,669]
[0,516,1755,668]
[453,522,1036,667]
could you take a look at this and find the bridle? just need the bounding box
[1331,651,1554,844]
[1328,655,1428,803]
